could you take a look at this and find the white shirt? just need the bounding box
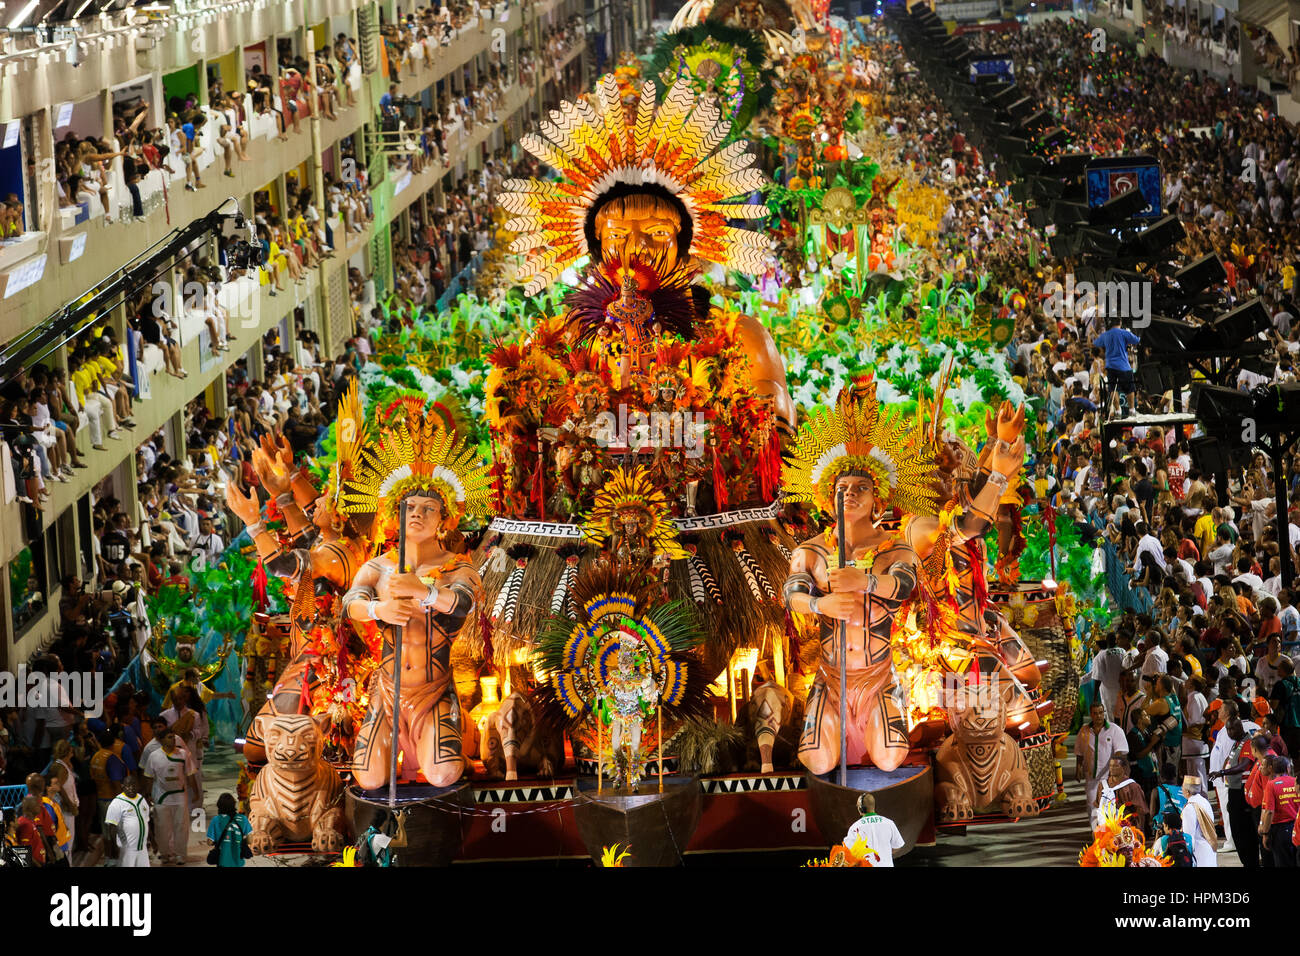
[1183,691,1209,756]
[1255,655,1284,695]
[1075,721,1129,783]
[142,746,190,806]
[1140,645,1169,681]
[104,792,150,851]
[139,737,195,775]
[1209,722,1259,774]
[843,813,905,866]
[1089,648,1128,719]
[1232,572,1267,601]
[1135,534,1168,572]
[1181,793,1218,867]
[192,532,224,563]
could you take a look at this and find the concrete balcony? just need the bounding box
[0,1,531,342]
[0,0,364,123]
[0,78,533,579]
[0,110,319,342]
[0,261,310,663]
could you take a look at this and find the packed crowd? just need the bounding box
[380,0,502,79]
[382,60,518,176]
[376,1,580,85]
[392,150,537,303]
[872,17,1300,863]
[0,296,371,866]
[52,27,366,227]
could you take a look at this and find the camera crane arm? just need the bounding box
[0,198,259,396]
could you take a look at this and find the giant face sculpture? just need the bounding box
[592,194,685,268]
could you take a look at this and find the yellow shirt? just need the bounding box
[1194,514,1216,558]
[1284,264,1296,292]
[70,367,97,405]
[164,679,215,709]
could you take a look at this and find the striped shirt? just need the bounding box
[104,793,150,851]
[143,748,189,805]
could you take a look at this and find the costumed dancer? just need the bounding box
[339,414,491,789]
[223,381,371,762]
[780,381,936,773]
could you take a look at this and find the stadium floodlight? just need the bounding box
[8,0,41,28]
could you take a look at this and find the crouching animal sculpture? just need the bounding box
[934,681,1038,822]
[480,691,563,781]
[248,713,348,854]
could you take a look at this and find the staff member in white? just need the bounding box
[103,772,151,867]
[142,731,199,865]
[1180,775,1219,867]
[1208,700,1258,853]
[1075,701,1129,812]
[139,715,196,775]
[1088,637,1129,725]
[842,793,905,866]
[1182,675,1211,791]
[191,515,224,567]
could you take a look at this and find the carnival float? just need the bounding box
[114,0,1099,866]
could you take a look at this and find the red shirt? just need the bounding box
[1264,775,1299,824]
[1245,756,1268,808]
[11,814,49,864]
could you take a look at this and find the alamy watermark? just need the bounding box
[591,404,707,458]
[1042,274,1152,328]
[0,668,104,718]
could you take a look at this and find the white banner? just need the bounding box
[936,0,999,20]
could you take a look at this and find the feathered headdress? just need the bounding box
[374,390,429,429]
[340,415,493,536]
[582,465,688,559]
[330,378,365,507]
[498,73,771,294]
[783,379,937,517]
[531,564,707,726]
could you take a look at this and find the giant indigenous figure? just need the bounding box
[339,416,491,789]
[498,73,793,433]
[781,383,939,773]
[905,391,1046,735]
[478,74,800,677]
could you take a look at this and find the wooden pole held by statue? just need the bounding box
[658,705,664,794]
[388,498,407,809]
[836,486,848,788]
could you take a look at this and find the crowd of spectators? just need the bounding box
[0,298,369,866]
[384,149,542,304]
[379,0,514,82]
[387,60,518,176]
[869,17,1300,863]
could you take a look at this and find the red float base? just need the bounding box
[456,766,937,862]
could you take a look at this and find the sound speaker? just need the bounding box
[1189,436,1231,475]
